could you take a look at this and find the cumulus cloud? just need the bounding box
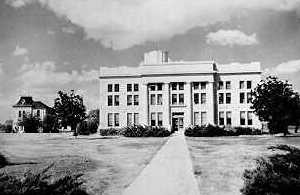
[5,0,300,49]
[206,30,258,46]
[61,26,76,34]
[13,45,28,56]
[274,59,300,74]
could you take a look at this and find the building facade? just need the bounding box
[99,50,262,131]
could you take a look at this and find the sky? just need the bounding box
[0,0,300,122]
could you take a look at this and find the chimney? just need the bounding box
[143,50,169,64]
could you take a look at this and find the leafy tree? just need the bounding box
[86,109,99,133]
[54,90,86,131]
[18,114,41,133]
[251,76,300,135]
[42,113,59,133]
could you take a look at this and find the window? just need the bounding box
[226,81,231,90]
[19,110,22,117]
[201,82,206,90]
[157,94,163,105]
[239,81,245,89]
[248,112,253,125]
[134,113,139,125]
[134,84,139,91]
[108,95,113,106]
[179,83,184,90]
[219,93,224,104]
[114,84,119,92]
[194,112,200,126]
[247,93,252,103]
[127,95,132,106]
[179,94,184,104]
[240,93,245,104]
[194,82,199,90]
[37,110,40,117]
[23,111,25,117]
[114,113,119,126]
[172,94,177,104]
[226,112,232,126]
[226,93,231,104]
[114,95,119,106]
[108,84,113,92]
[127,84,132,92]
[150,85,156,91]
[201,93,206,104]
[171,83,177,90]
[194,93,199,104]
[201,112,207,125]
[247,81,252,89]
[218,81,224,90]
[108,113,113,127]
[150,94,156,105]
[127,113,133,126]
[157,112,163,126]
[134,95,139,105]
[240,111,246,125]
[151,113,156,126]
[219,112,225,126]
[157,83,163,91]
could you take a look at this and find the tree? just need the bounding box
[86,109,99,134]
[53,90,86,131]
[251,76,300,135]
[42,113,59,133]
[18,114,41,133]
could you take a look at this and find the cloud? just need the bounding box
[274,59,300,74]
[13,45,28,56]
[0,62,3,74]
[206,30,258,46]
[61,26,76,34]
[5,0,300,49]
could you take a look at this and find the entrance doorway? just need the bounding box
[172,112,184,132]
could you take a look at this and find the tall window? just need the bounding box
[127,95,132,106]
[194,82,199,90]
[247,93,252,103]
[226,81,231,90]
[150,94,156,105]
[157,83,163,91]
[134,84,139,91]
[19,110,22,117]
[226,112,232,126]
[201,93,206,104]
[240,93,245,104]
[247,81,252,89]
[23,110,25,117]
[114,84,119,92]
[219,112,224,125]
[134,95,139,105]
[127,84,132,92]
[114,95,119,106]
[179,83,184,90]
[219,93,224,104]
[226,93,231,104]
[134,113,139,125]
[248,112,253,125]
[218,81,224,90]
[150,85,156,91]
[201,82,206,90]
[240,111,246,125]
[179,94,184,104]
[37,110,40,117]
[151,113,156,126]
[108,113,113,127]
[157,112,163,126]
[171,83,177,90]
[240,81,245,89]
[127,113,133,126]
[114,113,119,126]
[108,84,113,92]
[157,94,163,105]
[108,95,113,106]
[172,94,177,104]
[194,93,199,104]
[194,112,200,126]
[201,112,207,125]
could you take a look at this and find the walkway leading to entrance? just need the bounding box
[122,131,200,195]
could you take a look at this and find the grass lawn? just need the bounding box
[186,136,300,195]
[0,133,168,195]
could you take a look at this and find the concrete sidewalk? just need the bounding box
[122,131,200,195]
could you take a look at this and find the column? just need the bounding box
[163,82,171,130]
[207,81,216,125]
[140,82,149,125]
[186,82,193,127]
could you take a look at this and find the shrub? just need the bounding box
[17,114,41,133]
[185,124,226,137]
[0,164,88,195]
[122,125,171,137]
[99,128,122,136]
[241,145,300,195]
[43,113,59,133]
[0,153,8,168]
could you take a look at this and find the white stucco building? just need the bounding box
[99,50,262,131]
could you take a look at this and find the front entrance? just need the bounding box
[172,112,184,132]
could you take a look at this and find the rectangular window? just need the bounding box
[194,93,199,104]
[219,93,224,104]
[157,94,163,105]
[219,111,225,126]
[157,112,163,126]
[150,94,156,105]
[127,95,132,106]
[201,112,207,125]
[201,82,206,90]
[248,111,253,125]
[218,81,224,90]
[150,85,156,91]
[172,94,177,104]
[108,113,113,127]
[114,113,119,126]
[240,93,245,104]
[226,93,231,104]
[247,81,252,89]
[134,113,139,125]
[171,83,177,90]
[108,95,113,106]
[201,93,206,104]
[134,84,139,91]
[179,83,184,90]
[127,84,132,92]
[247,92,252,103]
[127,113,133,126]
[114,84,119,92]
[19,110,22,117]
[134,95,139,105]
[240,81,245,89]
[194,112,200,126]
[194,82,199,90]
[240,111,246,125]
[226,81,231,90]
[151,113,156,126]
[179,94,184,104]
[157,83,163,91]
[108,84,113,92]
[114,95,119,106]
[23,110,25,117]
[37,110,40,117]
[226,111,232,126]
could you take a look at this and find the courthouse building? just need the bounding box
[99,50,262,131]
